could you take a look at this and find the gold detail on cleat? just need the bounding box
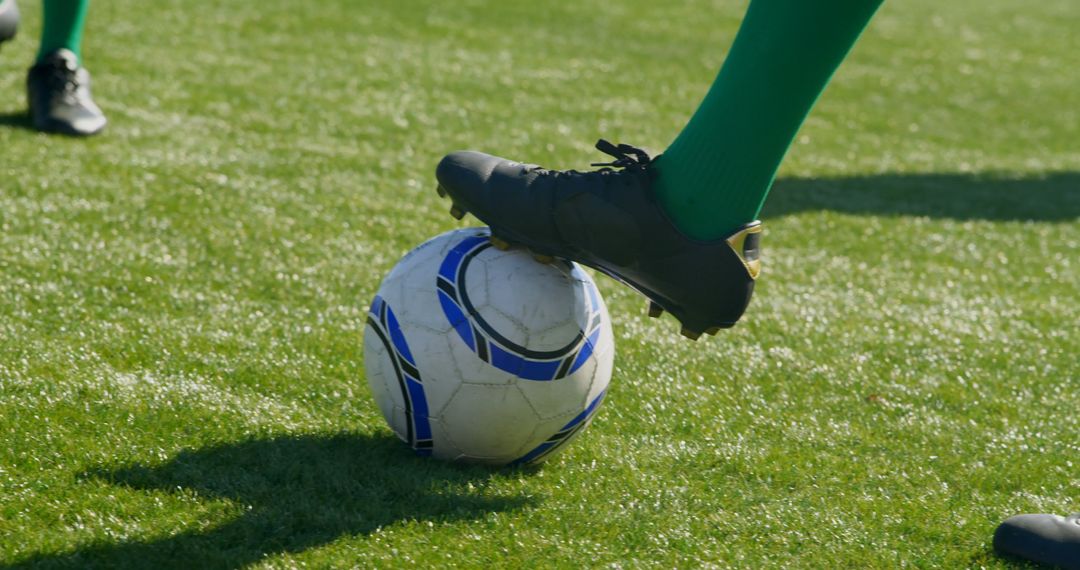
[449,205,466,220]
[436,184,447,198]
[532,253,555,264]
[489,236,511,251]
[680,327,702,341]
[726,221,763,280]
[648,301,664,318]
[704,327,721,336]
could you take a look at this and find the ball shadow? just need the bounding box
[3,432,533,570]
[763,171,1080,222]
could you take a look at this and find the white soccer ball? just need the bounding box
[363,228,614,465]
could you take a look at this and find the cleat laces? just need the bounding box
[590,139,652,170]
[530,139,652,179]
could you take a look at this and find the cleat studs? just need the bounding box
[449,204,466,220]
[705,327,721,336]
[680,327,702,341]
[532,253,555,264]
[647,301,664,318]
[489,236,511,251]
[436,184,447,198]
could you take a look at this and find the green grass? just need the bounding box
[1,0,1078,567]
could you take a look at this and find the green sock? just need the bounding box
[37,0,90,64]
[653,0,884,240]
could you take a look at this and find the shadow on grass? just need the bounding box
[3,433,532,570]
[0,110,33,131]
[763,171,1080,222]
[979,550,1050,570]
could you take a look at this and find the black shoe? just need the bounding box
[435,140,762,340]
[994,513,1080,569]
[0,0,18,47]
[27,49,107,136]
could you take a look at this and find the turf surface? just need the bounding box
[1,0,1078,567]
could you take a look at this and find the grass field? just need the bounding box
[1,0,1078,567]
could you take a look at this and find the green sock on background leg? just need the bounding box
[653,0,885,240]
[38,0,90,63]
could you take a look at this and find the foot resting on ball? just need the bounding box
[435,140,762,340]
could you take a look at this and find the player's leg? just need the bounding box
[37,0,88,62]
[994,513,1080,569]
[434,0,884,338]
[28,0,106,135]
[654,0,883,239]
[0,0,18,47]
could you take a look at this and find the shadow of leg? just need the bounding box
[763,172,1080,222]
[2,433,534,570]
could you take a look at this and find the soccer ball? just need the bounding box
[363,228,614,465]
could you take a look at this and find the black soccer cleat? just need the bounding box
[435,140,762,340]
[27,49,107,136]
[0,0,18,48]
[994,513,1080,569]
